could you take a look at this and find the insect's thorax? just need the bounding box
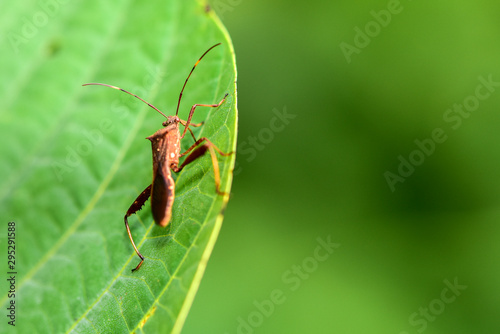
[147,123,181,169]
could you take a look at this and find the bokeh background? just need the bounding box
[183,0,500,333]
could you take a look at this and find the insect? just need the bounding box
[83,43,231,271]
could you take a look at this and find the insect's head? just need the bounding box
[162,115,179,127]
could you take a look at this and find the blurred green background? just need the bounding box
[183,0,500,333]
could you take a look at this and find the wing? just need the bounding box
[148,127,176,227]
[150,158,175,227]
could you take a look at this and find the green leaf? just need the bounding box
[0,0,237,333]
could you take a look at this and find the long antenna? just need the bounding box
[175,43,221,116]
[82,83,169,119]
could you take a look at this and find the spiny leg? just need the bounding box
[180,93,229,139]
[174,138,232,195]
[124,184,152,272]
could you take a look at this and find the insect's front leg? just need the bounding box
[180,119,204,142]
[180,93,229,139]
[174,138,232,195]
[124,184,152,272]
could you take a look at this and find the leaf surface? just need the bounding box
[0,1,237,333]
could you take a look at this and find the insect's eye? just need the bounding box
[162,121,168,126]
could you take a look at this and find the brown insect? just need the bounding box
[83,43,231,271]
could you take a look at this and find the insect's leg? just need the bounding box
[124,184,152,272]
[181,120,203,127]
[180,93,229,139]
[180,136,231,158]
[174,138,232,195]
[185,125,198,142]
[180,119,204,142]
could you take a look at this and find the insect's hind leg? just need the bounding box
[124,184,152,272]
